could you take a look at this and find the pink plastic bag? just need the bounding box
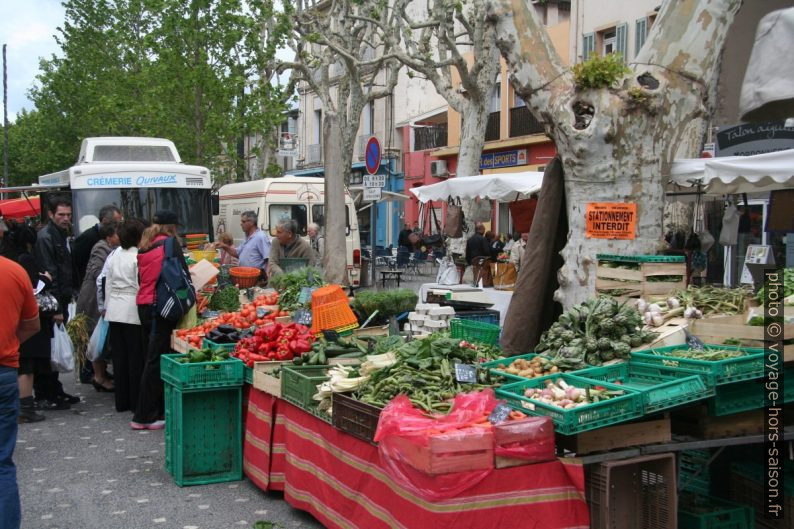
[374,390,499,500]
[493,416,555,463]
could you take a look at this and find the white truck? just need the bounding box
[216,176,363,287]
[36,137,213,236]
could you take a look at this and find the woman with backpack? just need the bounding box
[131,210,192,430]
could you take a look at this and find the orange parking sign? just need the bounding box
[585,203,637,239]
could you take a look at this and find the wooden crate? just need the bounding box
[387,429,494,475]
[596,261,686,299]
[353,325,389,338]
[632,318,688,352]
[691,314,794,356]
[557,415,671,455]
[671,404,763,439]
[170,334,192,354]
[252,361,289,398]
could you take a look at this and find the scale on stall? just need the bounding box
[740,244,775,290]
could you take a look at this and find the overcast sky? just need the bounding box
[0,0,65,121]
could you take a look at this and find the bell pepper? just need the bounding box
[275,346,292,360]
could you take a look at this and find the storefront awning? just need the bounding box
[409,171,544,203]
[669,149,794,195]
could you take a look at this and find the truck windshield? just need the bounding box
[72,188,210,237]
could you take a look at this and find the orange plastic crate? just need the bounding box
[310,299,358,335]
[311,285,349,307]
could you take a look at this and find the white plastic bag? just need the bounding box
[51,322,75,373]
[86,316,109,362]
[436,257,460,286]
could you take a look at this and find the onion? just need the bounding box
[667,297,681,309]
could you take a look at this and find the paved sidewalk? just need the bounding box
[15,377,323,529]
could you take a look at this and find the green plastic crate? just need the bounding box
[630,344,764,385]
[573,362,713,413]
[161,354,244,390]
[449,318,501,345]
[495,374,644,435]
[164,383,242,487]
[280,365,329,409]
[679,453,711,495]
[280,258,310,273]
[678,494,754,529]
[708,366,794,416]
[202,338,238,353]
[596,253,685,263]
[243,365,253,385]
[479,353,543,383]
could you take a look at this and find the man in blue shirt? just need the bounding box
[216,211,271,275]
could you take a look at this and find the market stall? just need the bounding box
[160,248,793,529]
[669,148,794,194]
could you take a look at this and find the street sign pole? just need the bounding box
[364,136,382,289]
[371,199,376,289]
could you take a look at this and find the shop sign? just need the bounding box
[716,120,794,156]
[585,203,637,239]
[480,149,528,169]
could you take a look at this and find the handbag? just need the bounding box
[508,198,538,233]
[444,197,465,238]
[35,290,60,315]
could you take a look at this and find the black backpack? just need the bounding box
[155,237,196,322]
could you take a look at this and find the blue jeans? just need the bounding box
[0,366,21,528]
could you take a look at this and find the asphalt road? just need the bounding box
[15,376,323,529]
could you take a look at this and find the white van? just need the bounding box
[216,176,362,286]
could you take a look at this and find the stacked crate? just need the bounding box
[161,354,244,486]
[595,254,686,300]
[405,304,455,337]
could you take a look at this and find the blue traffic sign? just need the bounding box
[365,136,381,175]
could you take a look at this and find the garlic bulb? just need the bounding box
[666,297,681,309]
[648,303,663,313]
[651,313,665,327]
[636,299,649,314]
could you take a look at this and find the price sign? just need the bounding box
[201,310,220,319]
[298,286,316,304]
[256,306,269,319]
[323,330,340,342]
[454,363,477,383]
[292,309,313,326]
[488,402,512,424]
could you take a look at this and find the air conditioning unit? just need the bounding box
[429,160,449,178]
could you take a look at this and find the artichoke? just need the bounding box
[613,342,631,358]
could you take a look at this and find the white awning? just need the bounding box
[409,171,544,203]
[669,149,794,195]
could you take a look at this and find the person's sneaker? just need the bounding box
[130,420,165,430]
[36,398,70,411]
[57,393,81,405]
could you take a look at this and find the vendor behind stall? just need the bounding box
[267,219,314,278]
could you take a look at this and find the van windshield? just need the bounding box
[72,188,210,237]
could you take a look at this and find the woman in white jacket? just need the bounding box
[103,219,146,413]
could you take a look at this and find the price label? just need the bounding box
[256,306,269,319]
[488,402,512,424]
[201,310,220,319]
[292,309,312,326]
[298,286,316,304]
[454,363,477,383]
[323,330,340,342]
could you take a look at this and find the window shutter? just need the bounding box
[582,33,595,61]
[635,17,648,56]
[616,23,628,62]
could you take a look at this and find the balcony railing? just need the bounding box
[307,143,322,165]
[509,106,545,137]
[484,111,500,142]
[414,124,448,151]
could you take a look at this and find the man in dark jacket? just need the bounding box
[33,194,80,408]
[465,222,492,286]
[72,204,122,286]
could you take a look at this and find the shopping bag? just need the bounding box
[444,198,465,238]
[51,322,75,373]
[436,256,459,285]
[86,316,110,362]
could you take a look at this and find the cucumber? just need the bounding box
[335,351,365,359]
